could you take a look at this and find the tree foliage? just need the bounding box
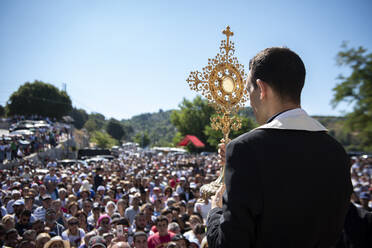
[122,109,175,146]
[69,107,89,129]
[0,105,4,117]
[89,113,106,130]
[83,112,106,133]
[133,131,150,148]
[106,118,125,142]
[83,119,99,133]
[6,80,72,118]
[91,131,118,149]
[332,43,372,151]
[171,96,215,151]
[171,96,257,151]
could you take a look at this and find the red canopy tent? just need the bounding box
[177,135,205,148]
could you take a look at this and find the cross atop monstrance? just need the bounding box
[222,26,234,53]
[186,26,249,197]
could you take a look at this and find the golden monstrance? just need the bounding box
[186,26,249,197]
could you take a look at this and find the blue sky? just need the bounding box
[0,0,371,119]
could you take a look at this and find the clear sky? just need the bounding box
[0,0,371,120]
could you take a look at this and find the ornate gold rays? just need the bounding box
[187,26,248,143]
[186,26,248,197]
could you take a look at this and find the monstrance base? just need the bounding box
[200,179,223,198]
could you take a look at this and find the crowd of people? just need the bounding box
[0,115,70,163]
[0,126,371,248]
[0,143,224,248]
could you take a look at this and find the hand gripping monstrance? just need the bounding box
[186,26,249,197]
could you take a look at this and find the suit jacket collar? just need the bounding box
[254,108,327,132]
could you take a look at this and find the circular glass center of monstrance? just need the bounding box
[222,76,235,93]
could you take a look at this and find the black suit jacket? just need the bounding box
[207,127,352,248]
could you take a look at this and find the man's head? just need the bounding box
[36,233,51,248]
[20,209,32,225]
[132,193,141,207]
[88,235,106,248]
[155,215,169,237]
[5,228,19,247]
[134,212,147,231]
[41,194,52,209]
[247,47,305,124]
[13,199,25,216]
[133,231,148,248]
[171,234,188,248]
[83,200,93,214]
[45,208,57,225]
[67,216,79,232]
[32,219,44,234]
[39,185,47,195]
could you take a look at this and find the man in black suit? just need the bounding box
[206,47,352,248]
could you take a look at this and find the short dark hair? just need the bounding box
[21,209,31,217]
[249,47,306,104]
[133,231,147,242]
[155,215,169,225]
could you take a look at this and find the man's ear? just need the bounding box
[256,79,268,100]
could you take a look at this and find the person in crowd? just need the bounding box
[15,209,32,235]
[25,194,37,212]
[87,202,101,227]
[76,210,93,233]
[45,208,65,237]
[194,194,211,222]
[82,200,93,218]
[12,198,25,222]
[183,215,203,244]
[32,219,45,235]
[133,231,148,248]
[124,194,141,225]
[62,216,86,247]
[4,228,20,248]
[168,222,181,235]
[67,201,79,218]
[35,232,51,248]
[147,215,175,248]
[2,214,15,230]
[0,116,369,248]
[33,194,52,221]
[44,236,70,248]
[116,199,127,218]
[88,235,107,248]
[171,234,189,248]
[96,215,112,236]
[105,201,117,217]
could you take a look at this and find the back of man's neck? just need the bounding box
[265,103,301,123]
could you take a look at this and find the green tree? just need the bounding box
[69,107,89,129]
[6,80,72,118]
[171,96,215,151]
[83,119,99,133]
[91,131,118,149]
[106,118,125,142]
[83,112,106,133]
[122,123,134,141]
[133,131,150,148]
[331,43,372,151]
[0,105,5,117]
[89,113,106,130]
